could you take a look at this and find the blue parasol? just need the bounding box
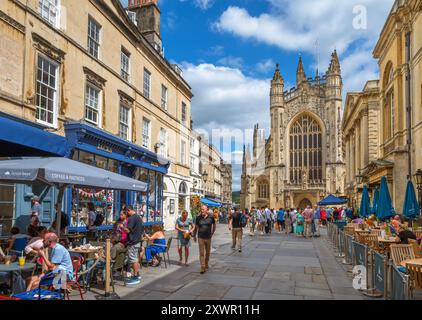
[376,176,395,221]
[359,185,371,218]
[402,180,420,220]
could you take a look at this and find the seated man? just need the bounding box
[26,232,74,291]
[85,236,125,288]
[395,224,417,244]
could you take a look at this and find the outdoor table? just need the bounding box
[64,234,86,247]
[400,258,422,268]
[378,237,400,254]
[0,262,36,294]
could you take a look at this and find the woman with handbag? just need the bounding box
[175,210,194,266]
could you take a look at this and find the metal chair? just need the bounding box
[65,255,85,300]
[152,237,173,269]
[390,244,415,267]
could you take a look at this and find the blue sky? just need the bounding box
[121,0,395,190]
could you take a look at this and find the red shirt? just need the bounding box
[321,210,327,220]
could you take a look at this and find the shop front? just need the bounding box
[65,121,169,232]
[0,112,68,233]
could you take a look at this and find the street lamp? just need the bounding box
[356,169,364,185]
[414,169,422,209]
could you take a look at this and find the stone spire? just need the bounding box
[296,55,306,85]
[328,49,341,74]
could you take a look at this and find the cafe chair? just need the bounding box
[65,255,85,300]
[406,263,422,300]
[390,244,415,269]
[408,239,422,259]
[153,237,173,269]
[370,229,382,237]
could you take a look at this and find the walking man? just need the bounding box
[313,205,321,237]
[303,206,314,239]
[264,207,272,234]
[276,208,285,233]
[228,208,244,252]
[193,205,216,274]
[249,207,256,236]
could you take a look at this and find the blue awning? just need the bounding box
[65,121,169,174]
[318,194,348,206]
[0,112,67,157]
[201,198,222,207]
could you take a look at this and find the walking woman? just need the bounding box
[295,211,305,237]
[175,210,194,266]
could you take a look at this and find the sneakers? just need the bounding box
[238,248,242,252]
[127,276,141,285]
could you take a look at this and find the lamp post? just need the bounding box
[414,169,422,211]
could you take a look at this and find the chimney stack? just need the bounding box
[127,0,162,53]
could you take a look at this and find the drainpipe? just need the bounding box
[405,31,412,180]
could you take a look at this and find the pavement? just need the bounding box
[77,223,377,300]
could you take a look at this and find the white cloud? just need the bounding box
[256,59,276,73]
[179,0,214,10]
[214,0,394,94]
[217,56,244,69]
[181,63,270,190]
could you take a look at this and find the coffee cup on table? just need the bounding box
[4,255,11,265]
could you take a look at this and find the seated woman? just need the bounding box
[140,224,166,267]
[25,228,48,261]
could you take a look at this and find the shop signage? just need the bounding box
[97,143,112,153]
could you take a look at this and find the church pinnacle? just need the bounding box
[328,49,341,74]
[296,55,306,85]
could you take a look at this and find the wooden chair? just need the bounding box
[390,244,416,267]
[344,225,355,236]
[408,239,422,259]
[371,229,382,237]
[406,263,422,299]
[363,234,380,250]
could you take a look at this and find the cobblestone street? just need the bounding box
[82,224,371,300]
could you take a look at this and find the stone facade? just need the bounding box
[343,81,381,209]
[0,0,193,230]
[367,0,422,213]
[241,54,345,210]
[221,162,232,206]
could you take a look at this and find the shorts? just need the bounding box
[127,243,141,264]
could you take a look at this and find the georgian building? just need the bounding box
[343,81,381,208]
[241,54,345,210]
[220,161,232,207]
[0,0,192,231]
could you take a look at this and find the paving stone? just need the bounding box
[224,268,255,277]
[294,287,333,298]
[252,292,303,300]
[305,266,324,275]
[290,273,313,282]
[263,271,291,281]
[267,265,305,273]
[256,279,295,295]
[224,287,255,300]
[295,281,330,290]
[199,285,231,298]
[140,291,171,300]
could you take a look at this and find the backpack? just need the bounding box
[240,214,247,228]
[93,212,105,226]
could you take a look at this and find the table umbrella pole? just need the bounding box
[55,185,65,237]
[105,238,111,296]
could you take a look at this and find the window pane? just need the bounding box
[36,55,58,125]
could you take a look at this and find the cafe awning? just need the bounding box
[0,157,147,192]
[201,198,222,208]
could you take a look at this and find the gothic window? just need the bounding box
[257,181,269,199]
[289,115,322,184]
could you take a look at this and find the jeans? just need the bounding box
[313,219,320,236]
[305,221,313,237]
[231,228,243,249]
[85,260,106,286]
[198,238,212,271]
